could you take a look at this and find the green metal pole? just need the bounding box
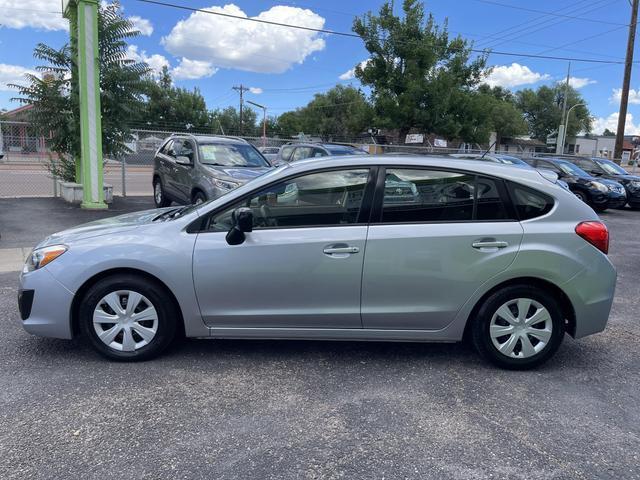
[65,0,106,209]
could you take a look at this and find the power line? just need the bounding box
[136,0,636,64]
[469,0,629,26]
[134,0,360,38]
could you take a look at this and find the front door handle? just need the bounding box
[323,246,360,255]
[472,240,509,249]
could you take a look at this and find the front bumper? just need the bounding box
[607,192,628,209]
[18,268,74,339]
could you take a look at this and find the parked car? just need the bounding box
[275,142,368,164]
[152,135,272,207]
[19,156,616,369]
[259,146,280,163]
[524,157,626,211]
[562,157,640,209]
[449,153,571,191]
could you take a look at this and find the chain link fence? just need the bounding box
[3,120,618,199]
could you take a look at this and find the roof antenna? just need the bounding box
[480,140,497,159]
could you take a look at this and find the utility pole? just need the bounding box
[232,85,250,136]
[246,100,267,147]
[556,62,571,155]
[615,0,639,160]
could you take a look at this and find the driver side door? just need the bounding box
[192,167,375,330]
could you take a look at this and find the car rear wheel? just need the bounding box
[153,179,171,208]
[471,285,565,370]
[79,274,178,361]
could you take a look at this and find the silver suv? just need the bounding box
[19,156,616,369]
[152,134,272,207]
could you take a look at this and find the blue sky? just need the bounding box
[0,0,637,134]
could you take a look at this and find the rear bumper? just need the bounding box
[562,250,617,339]
[18,268,74,339]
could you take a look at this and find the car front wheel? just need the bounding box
[79,274,178,361]
[153,179,171,208]
[471,285,565,370]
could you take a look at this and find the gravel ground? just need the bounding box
[0,207,638,479]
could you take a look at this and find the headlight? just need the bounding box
[213,179,240,191]
[23,245,67,273]
[589,181,609,193]
[630,180,640,189]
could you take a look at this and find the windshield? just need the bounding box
[324,145,368,156]
[555,160,590,177]
[595,159,627,175]
[199,143,270,167]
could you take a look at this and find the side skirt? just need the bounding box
[201,327,459,343]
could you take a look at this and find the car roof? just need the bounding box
[170,134,249,145]
[288,154,549,183]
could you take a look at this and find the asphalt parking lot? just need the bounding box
[0,199,639,479]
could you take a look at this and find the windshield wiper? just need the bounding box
[153,206,188,222]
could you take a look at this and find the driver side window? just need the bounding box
[207,169,371,231]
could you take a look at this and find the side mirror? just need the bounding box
[225,208,254,245]
[590,170,602,176]
[175,155,192,166]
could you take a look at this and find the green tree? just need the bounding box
[478,84,528,147]
[352,0,487,142]
[140,66,211,132]
[209,106,258,136]
[602,128,616,137]
[515,84,592,142]
[11,3,148,181]
[13,4,148,179]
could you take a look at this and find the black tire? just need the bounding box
[153,178,171,208]
[573,190,588,203]
[470,285,565,370]
[79,274,178,361]
[192,191,207,205]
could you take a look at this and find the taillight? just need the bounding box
[575,221,609,254]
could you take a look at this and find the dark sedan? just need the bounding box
[525,158,626,212]
[563,157,640,209]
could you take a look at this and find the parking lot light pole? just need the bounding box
[63,0,106,209]
[246,100,267,148]
[562,103,585,153]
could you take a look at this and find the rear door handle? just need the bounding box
[472,241,509,249]
[323,246,360,255]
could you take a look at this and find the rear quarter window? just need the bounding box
[508,183,554,220]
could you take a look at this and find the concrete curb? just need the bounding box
[0,248,30,273]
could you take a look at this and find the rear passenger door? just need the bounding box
[361,168,524,331]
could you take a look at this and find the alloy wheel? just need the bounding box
[93,290,159,352]
[154,182,163,205]
[489,298,553,359]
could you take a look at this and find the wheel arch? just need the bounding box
[190,187,207,203]
[70,267,186,338]
[464,277,576,339]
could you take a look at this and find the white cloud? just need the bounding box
[249,87,263,94]
[569,77,597,89]
[0,0,68,30]
[0,64,37,91]
[128,15,154,36]
[593,112,640,135]
[339,60,370,80]
[611,88,640,105]
[484,63,551,88]
[172,58,217,80]
[162,4,326,74]
[126,46,170,77]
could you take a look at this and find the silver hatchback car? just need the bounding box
[19,156,616,369]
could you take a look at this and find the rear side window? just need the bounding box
[380,169,513,223]
[476,176,510,221]
[508,183,554,220]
